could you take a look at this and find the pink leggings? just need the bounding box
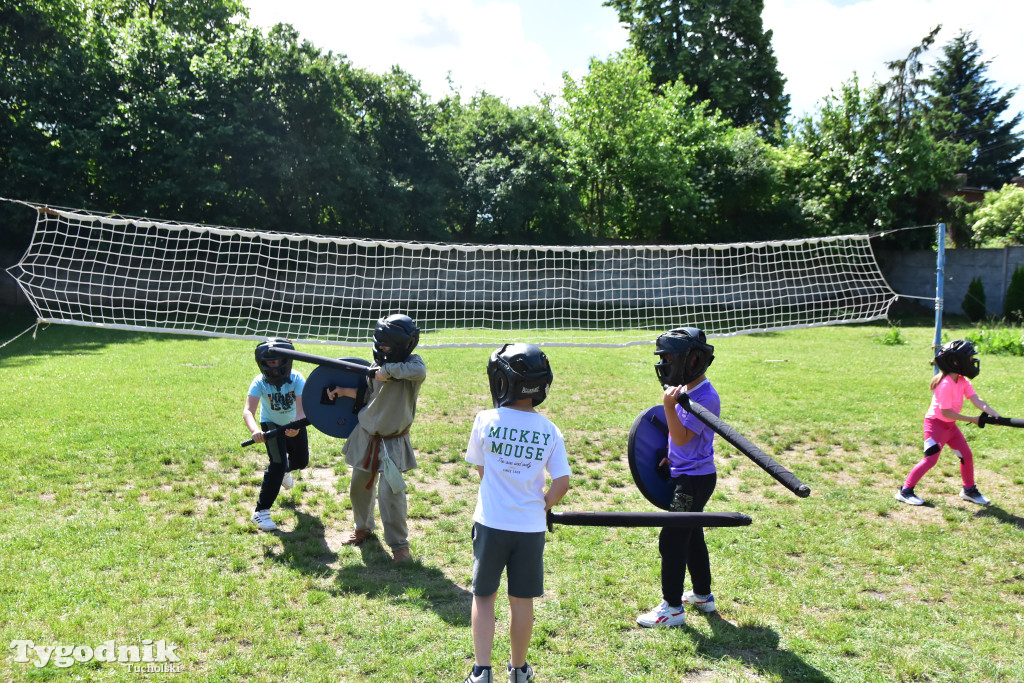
[904,418,974,489]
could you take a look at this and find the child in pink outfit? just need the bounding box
[895,340,1000,507]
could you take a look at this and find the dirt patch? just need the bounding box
[300,465,339,490]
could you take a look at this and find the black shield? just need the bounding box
[301,357,372,439]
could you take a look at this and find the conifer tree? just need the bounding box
[927,31,1024,189]
[605,0,789,137]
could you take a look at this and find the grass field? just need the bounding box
[1,308,1023,682]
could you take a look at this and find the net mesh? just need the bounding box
[5,203,897,347]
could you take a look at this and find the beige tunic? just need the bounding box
[341,354,426,472]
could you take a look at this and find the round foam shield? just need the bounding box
[627,404,674,511]
[301,357,372,439]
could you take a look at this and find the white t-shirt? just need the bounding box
[465,407,572,533]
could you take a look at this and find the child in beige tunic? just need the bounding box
[329,315,426,562]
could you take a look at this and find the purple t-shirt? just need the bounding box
[668,379,719,477]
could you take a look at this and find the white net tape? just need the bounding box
[6,204,897,347]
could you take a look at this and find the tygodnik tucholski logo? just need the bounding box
[10,639,183,672]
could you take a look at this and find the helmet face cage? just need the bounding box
[654,327,715,387]
[934,339,980,379]
[373,314,420,365]
[487,343,553,408]
[255,338,295,388]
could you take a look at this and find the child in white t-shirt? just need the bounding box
[463,343,571,683]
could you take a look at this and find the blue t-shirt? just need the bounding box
[669,379,719,477]
[248,371,305,425]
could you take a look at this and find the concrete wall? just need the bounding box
[876,246,1024,317]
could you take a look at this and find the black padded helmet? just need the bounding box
[487,343,553,408]
[373,314,420,364]
[933,339,980,378]
[255,338,295,388]
[654,327,715,386]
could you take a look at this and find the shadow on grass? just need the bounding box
[267,506,338,576]
[332,536,472,626]
[977,504,1024,529]
[687,612,833,682]
[268,504,471,626]
[0,308,213,368]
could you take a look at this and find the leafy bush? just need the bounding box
[971,184,1024,245]
[962,325,1024,356]
[1003,263,1024,321]
[961,276,987,322]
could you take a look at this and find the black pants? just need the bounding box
[256,421,309,512]
[659,472,717,605]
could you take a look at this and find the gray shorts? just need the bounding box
[471,522,545,598]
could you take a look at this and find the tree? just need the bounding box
[1004,263,1024,321]
[0,0,117,240]
[791,73,969,241]
[604,0,789,137]
[694,126,806,242]
[962,276,986,322]
[790,30,977,244]
[561,50,736,241]
[430,93,581,245]
[345,66,454,241]
[89,0,247,42]
[926,30,1024,190]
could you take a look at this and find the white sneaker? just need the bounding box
[682,590,716,613]
[637,600,685,627]
[282,471,294,489]
[959,486,990,505]
[463,666,493,683]
[895,487,925,506]
[507,662,535,683]
[250,509,277,531]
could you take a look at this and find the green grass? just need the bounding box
[2,308,1024,682]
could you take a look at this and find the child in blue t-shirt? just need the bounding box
[638,328,720,628]
[242,339,307,532]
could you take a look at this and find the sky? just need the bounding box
[242,0,1024,121]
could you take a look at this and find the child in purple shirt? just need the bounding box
[638,328,720,628]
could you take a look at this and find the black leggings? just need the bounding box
[256,422,309,512]
[659,472,717,605]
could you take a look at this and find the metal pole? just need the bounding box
[933,223,945,373]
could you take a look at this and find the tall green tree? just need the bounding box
[431,93,581,245]
[0,0,115,236]
[926,30,1024,190]
[89,0,246,41]
[346,67,455,241]
[604,0,789,137]
[560,49,736,242]
[792,73,969,241]
[881,25,940,137]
